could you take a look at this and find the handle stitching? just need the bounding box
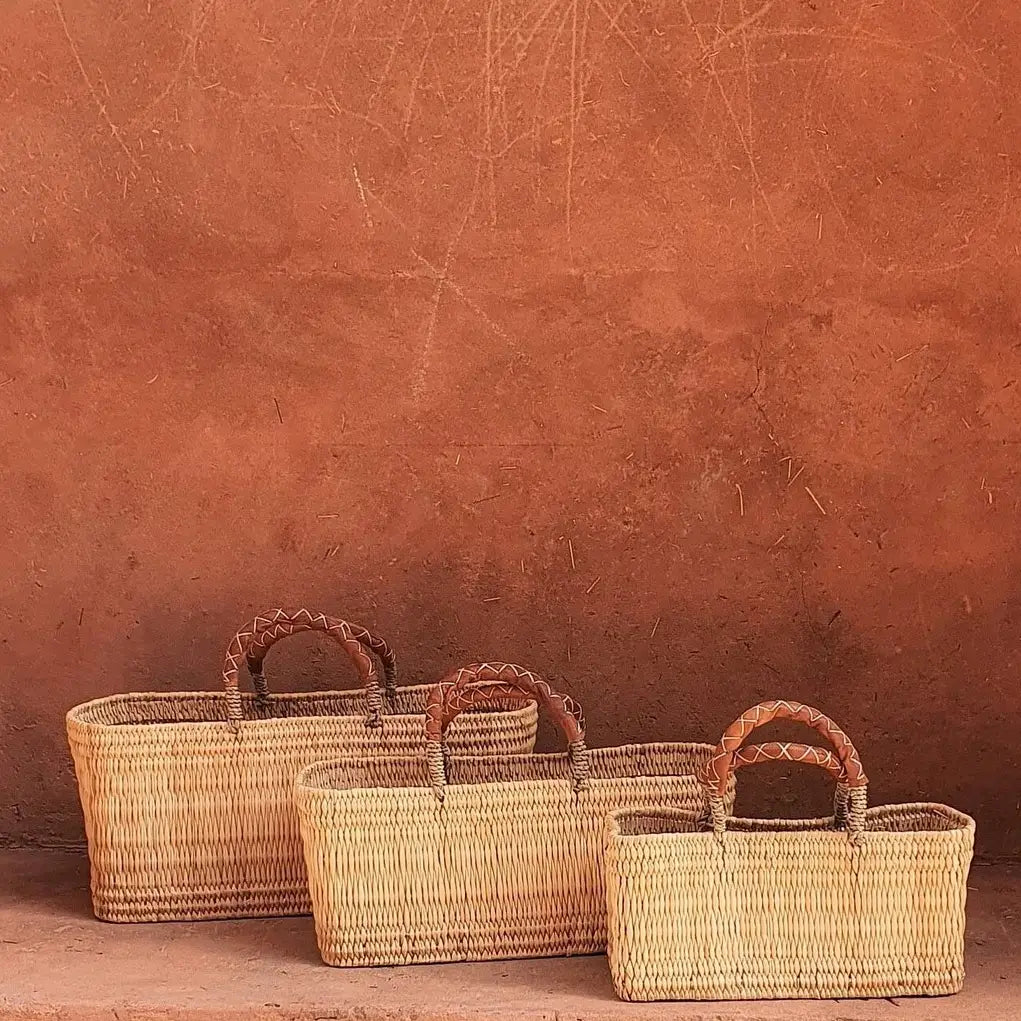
[698,700,868,794]
[221,609,384,729]
[244,608,398,692]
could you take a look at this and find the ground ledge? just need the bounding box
[0,852,1016,1021]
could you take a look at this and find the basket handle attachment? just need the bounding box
[222,608,395,730]
[424,664,587,801]
[698,701,869,840]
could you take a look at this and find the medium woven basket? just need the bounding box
[604,700,976,1002]
[295,663,734,967]
[67,609,538,923]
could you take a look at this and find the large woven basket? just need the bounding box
[67,609,538,923]
[295,663,734,967]
[605,700,976,1002]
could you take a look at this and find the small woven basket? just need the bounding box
[604,700,975,1002]
[296,663,734,967]
[67,609,537,922]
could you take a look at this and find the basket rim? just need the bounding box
[66,685,538,731]
[604,801,977,838]
[295,741,721,794]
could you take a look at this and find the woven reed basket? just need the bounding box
[295,663,735,967]
[67,608,538,923]
[604,700,976,1002]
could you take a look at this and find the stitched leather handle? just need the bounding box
[222,609,390,729]
[424,664,588,798]
[425,666,584,743]
[430,682,534,736]
[698,700,868,796]
[245,608,397,698]
[733,742,846,782]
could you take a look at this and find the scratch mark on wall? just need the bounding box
[363,179,517,350]
[576,0,593,133]
[368,0,416,110]
[736,0,759,277]
[413,166,481,400]
[695,0,727,142]
[352,164,373,230]
[531,1,573,188]
[132,0,217,125]
[403,0,455,138]
[563,0,594,244]
[462,0,564,106]
[313,0,358,90]
[914,0,992,83]
[682,0,804,274]
[799,1,869,266]
[589,0,657,87]
[896,163,1012,275]
[796,0,1003,275]
[585,0,689,171]
[494,0,510,150]
[320,86,409,153]
[52,0,142,177]
[484,0,497,225]
[566,0,579,244]
[750,27,995,85]
[702,0,773,61]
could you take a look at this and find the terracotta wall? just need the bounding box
[1,0,1019,859]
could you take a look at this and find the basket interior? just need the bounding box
[614,802,973,836]
[69,687,524,727]
[300,741,716,791]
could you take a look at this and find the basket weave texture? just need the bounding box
[67,609,537,922]
[295,663,734,967]
[604,700,975,1001]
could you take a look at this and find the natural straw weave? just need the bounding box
[295,663,734,967]
[604,700,975,1002]
[67,609,537,923]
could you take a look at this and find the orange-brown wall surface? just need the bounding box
[1,0,1020,859]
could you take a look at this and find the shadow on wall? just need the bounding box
[8,558,1018,861]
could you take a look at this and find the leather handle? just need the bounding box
[222,609,388,729]
[733,742,847,782]
[425,665,584,743]
[244,608,397,698]
[698,700,868,796]
[424,665,588,799]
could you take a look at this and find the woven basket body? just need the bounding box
[66,613,538,923]
[298,743,735,963]
[296,663,733,966]
[604,699,976,1002]
[297,745,733,966]
[605,804,975,1001]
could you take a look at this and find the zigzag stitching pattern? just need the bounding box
[242,607,397,690]
[424,662,585,743]
[220,609,384,708]
[734,742,846,783]
[698,700,868,790]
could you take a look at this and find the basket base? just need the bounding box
[315,931,606,968]
[612,974,966,1002]
[91,886,312,922]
